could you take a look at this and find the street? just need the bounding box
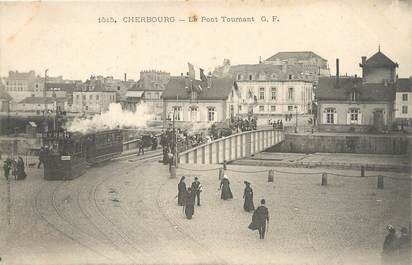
[0,155,410,265]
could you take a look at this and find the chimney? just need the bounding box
[336,58,340,87]
[124,73,127,82]
[207,72,212,88]
[361,56,366,66]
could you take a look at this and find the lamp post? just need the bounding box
[43,69,48,133]
[294,105,298,133]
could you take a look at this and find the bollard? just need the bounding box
[321,173,327,186]
[170,165,176,178]
[268,169,274,182]
[361,165,365,177]
[377,175,384,189]
[223,160,227,170]
[218,168,225,180]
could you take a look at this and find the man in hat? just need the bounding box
[382,225,399,265]
[191,177,202,206]
[137,138,145,156]
[249,199,269,239]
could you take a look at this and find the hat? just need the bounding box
[223,175,228,179]
[244,181,250,185]
[386,225,395,232]
[194,177,198,180]
[261,199,266,204]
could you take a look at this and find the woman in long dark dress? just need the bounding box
[177,176,186,206]
[184,187,195,219]
[220,175,233,200]
[243,181,255,212]
[16,157,27,180]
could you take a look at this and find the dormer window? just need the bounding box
[237,74,242,80]
[249,74,253,81]
[351,91,359,101]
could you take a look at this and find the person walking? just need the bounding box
[219,175,233,200]
[16,156,27,180]
[38,147,45,168]
[382,225,399,265]
[184,187,195,219]
[3,158,11,180]
[177,176,187,206]
[248,199,269,239]
[191,177,202,206]
[137,138,145,156]
[243,181,255,212]
[398,227,411,265]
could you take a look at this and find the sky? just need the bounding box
[0,0,411,81]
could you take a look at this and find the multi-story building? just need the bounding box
[316,50,397,132]
[162,75,241,128]
[123,70,170,120]
[394,78,412,123]
[71,77,117,114]
[16,96,66,114]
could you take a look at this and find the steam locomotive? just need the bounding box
[41,129,123,180]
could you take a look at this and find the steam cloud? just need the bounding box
[66,103,154,133]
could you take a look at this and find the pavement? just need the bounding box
[0,154,410,265]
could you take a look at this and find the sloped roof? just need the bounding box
[363,51,398,68]
[396,78,412,92]
[163,77,236,100]
[19,97,66,104]
[316,77,395,102]
[125,91,144,98]
[46,83,77,91]
[0,89,12,100]
[130,78,167,91]
[228,64,311,81]
[266,51,326,62]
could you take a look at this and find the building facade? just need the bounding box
[162,76,241,128]
[316,50,397,132]
[395,78,412,121]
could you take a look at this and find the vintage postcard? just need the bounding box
[0,1,411,265]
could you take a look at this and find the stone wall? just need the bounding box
[267,133,410,155]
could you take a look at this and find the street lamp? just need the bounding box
[294,105,298,133]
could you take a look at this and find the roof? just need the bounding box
[316,77,395,102]
[162,77,236,100]
[19,97,66,104]
[265,51,327,62]
[0,89,12,100]
[81,79,105,92]
[129,78,168,91]
[363,51,398,68]
[125,91,144,98]
[46,83,77,91]
[228,64,311,81]
[396,78,412,92]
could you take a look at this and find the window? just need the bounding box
[89,95,93,100]
[349,109,360,124]
[172,106,182,121]
[288,87,294,100]
[237,74,241,80]
[402,94,408,101]
[288,106,294,111]
[288,75,292,80]
[271,105,276,112]
[402,106,408,114]
[351,91,359,101]
[326,108,336,124]
[259,87,265,100]
[249,74,253,81]
[189,106,199,121]
[238,105,242,111]
[271,87,277,100]
[259,105,264,112]
[207,107,216,122]
[82,95,86,100]
[96,95,99,100]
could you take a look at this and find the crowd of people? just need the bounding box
[176,175,270,239]
[3,156,26,181]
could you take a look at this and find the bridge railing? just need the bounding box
[178,129,284,165]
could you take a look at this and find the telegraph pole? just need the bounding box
[43,69,48,132]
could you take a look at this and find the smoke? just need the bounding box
[66,103,154,133]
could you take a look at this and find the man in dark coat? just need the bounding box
[191,177,202,206]
[382,225,399,265]
[249,199,269,239]
[3,159,11,180]
[184,187,195,219]
[137,139,144,156]
[38,147,45,168]
[177,176,187,206]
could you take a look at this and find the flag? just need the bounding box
[200,68,207,82]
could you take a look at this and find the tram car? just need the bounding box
[84,129,123,164]
[41,129,123,180]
